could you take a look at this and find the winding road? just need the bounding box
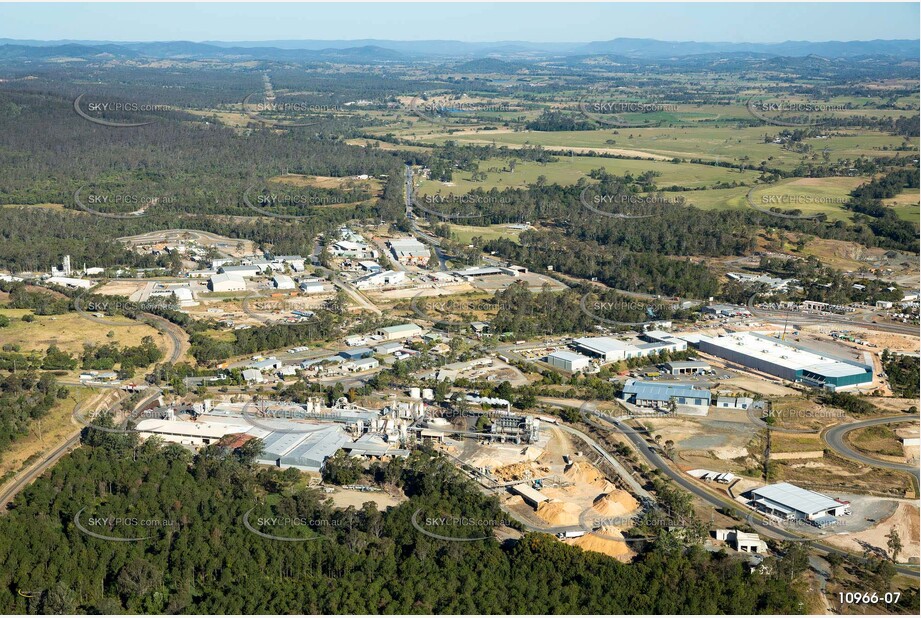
[823,415,919,483]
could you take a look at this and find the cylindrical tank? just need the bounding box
[409,387,422,400]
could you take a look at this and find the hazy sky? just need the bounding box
[0,2,918,43]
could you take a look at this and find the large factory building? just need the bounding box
[693,332,872,391]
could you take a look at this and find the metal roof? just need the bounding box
[698,332,870,377]
[277,427,349,469]
[548,350,590,363]
[665,360,710,369]
[574,337,633,354]
[751,483,842,516]
[623,379,711,402]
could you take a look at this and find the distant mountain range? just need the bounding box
[0,37,917,62]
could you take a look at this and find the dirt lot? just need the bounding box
[325,487,405,511]
[826,503,920,563]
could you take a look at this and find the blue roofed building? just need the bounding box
[620,378,711,414]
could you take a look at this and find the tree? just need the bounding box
[887,529,903,562]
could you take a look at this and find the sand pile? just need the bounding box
[467,454,505,470]
[494,462,551,482]
[572,527,634,561]
[564,462,614,492]
[591,490,639,518]
[536,500,582,526]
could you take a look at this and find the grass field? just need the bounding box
[417,155,760,196]
[0,309,162,356]
[746,176,868,221]
[404,126,917,173]
[448,223,525,244]
[884,188,920,223]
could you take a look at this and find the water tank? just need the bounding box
[422,388,434,401]
[409,387,422,400]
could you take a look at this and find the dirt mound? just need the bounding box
[591,490,639,518]
[564,461,615,492]
[572,527,634,560]
[536,500,582,526]
[494,462,551,482]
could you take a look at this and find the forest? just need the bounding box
[0,434,814,615]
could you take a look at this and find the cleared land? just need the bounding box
[0,309,162,356]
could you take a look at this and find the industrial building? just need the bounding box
[573,331,686,363]
[354,270,406,289]
[663,360,711,375]
[136,418,257,447]
[693,332,873,391]
[376,323,424,341]
[209,273,246,293]
[219,264,261,278]
[714,529,768,553]
[546,350,592,373]
[702,304,752,318]
[388,237,431,266]
[620,379,711,412]
[299,280,326,294]
[272,274,296,290]
[716,396,754,410]
[339,347,374,360]
[749,482,850,522]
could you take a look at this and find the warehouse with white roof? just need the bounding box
[749,482,850,522]
[693,332,872,391]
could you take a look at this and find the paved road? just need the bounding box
[0,428,81,512]
[747,294,917,337]
[823,415,919,483]
[140,312,186,364]
[576,408,920,576]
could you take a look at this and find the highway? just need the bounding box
[823,415,919,483]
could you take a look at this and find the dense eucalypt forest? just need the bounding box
[0,431,814,615]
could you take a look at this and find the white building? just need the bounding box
[547,350,591,372]
[273,274,296,290]
[388,237,430,266]
[209,273,246,293]
[354,270,406,289]
[136,418,255,447]
[376,323,424,341]
[219,264,261,278]
[47,276,93,289]
[750,482,850,521]
[299,281,327,294]
[716,396,754,410]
